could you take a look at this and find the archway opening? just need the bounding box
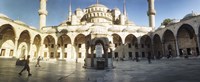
[177,24,197,57]
[163,30,176,57]
[153,34,163,59]
[0,24,15,57]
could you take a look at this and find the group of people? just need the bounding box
[115,54,152,64]
[18,55,41,76]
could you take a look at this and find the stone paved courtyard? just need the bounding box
[1,58,200,82]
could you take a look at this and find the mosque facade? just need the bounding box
[0,0,200,68]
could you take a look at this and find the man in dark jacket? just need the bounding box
[19,55,32,76]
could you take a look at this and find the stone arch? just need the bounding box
[32,34,41,58]
[162,30,176,57]
[124,34,138,59]
[57,34,72,59]
[177,24,197,56]
[17,42,28,59]
[17,30,31,58]
[112,34,122,47]
[43,35,55,58]
[18,30,31,44]
[153,34,163,59]
[125,34,138,44]
[74,34,86,60]
[140,35,152,57]
[0,24,16,57]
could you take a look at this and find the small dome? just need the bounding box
[158,25,165,28]
[91,25,107,34]
[66,26,77,32]
[76,8,82,11]
[0,13,9,18]
[46,29,56,33]
[29,26,36,29]
[137,28,148,33]
[113,8,120,11]
[183,12,200,20]
[108,27,123,32]
[76,26,89,32]
[89,4,108,8]
[122,27,137,32]
[14,20,26,25]
[169,19,180,24]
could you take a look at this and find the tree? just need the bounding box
[161,18,173,26]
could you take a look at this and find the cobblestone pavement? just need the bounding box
[0,58,200,82]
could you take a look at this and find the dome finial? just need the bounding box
[96,0,99,4]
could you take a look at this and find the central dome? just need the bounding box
[88,4,108,8]
[82,4,112,23]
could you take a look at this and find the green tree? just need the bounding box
[161,18,173,26]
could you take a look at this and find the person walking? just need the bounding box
[19,55,32,76]
[147,53,151,64]
[135,54,139,62]
[35,56,41,67]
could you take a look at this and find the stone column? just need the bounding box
[175,38,180,58]
[54,45,58,59]
[29,40,34,58]
[196,34,200,56]
[162,42,165,58]
[14,37,19,58]
[38,43,43,57]
[151,42,155,59]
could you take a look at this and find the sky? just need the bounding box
[0,0,200,29]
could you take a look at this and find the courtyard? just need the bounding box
[0,58,200,82]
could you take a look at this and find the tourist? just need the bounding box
[135,54,139,62]
[147,54,151,64]
[35,56,41,67]
[18,55,32,76]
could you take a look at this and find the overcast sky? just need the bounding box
[0,0,200,28]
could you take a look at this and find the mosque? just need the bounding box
[0,0,200,68]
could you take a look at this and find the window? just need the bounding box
[129,52,132,58]
[128,44,131,48]
[114,52,118,58]
[51,44,54,48]
[78,44,81,48]
[64,44,68,48]
[135,52,139,57]
[50,52,54,58]
[44,52,47,57]
[58,44,60,48]
[0,49,5,56]
[45,44,48,48]
[147,44,150,48]
[115,44,117,47]
[9,50,13,56]
[57,52,60,58]
[78,53,81,58]
[64,53,67,58]
[141,44,144,48]
[135,43,138,48]
[142,52,145,57]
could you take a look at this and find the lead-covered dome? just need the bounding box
[182,12,200,20]
[82,4,112,23]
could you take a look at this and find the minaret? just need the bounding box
[147,0,156,29]
[38,0,48,30]
[68,0,72,21]
[123,0,127,16]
